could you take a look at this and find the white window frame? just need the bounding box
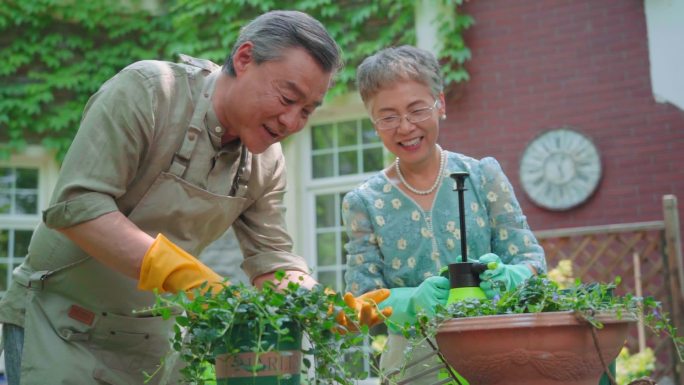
[0,145,59,297]
[283,93,387,384]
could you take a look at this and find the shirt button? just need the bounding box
[214,126,222,134]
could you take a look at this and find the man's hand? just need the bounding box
[335,289,392,333]
[138,233,225,296]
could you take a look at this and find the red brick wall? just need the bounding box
[442,0,684,233]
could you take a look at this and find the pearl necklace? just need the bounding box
[395,145,446,195]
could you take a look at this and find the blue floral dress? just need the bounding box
[343,151,546,296]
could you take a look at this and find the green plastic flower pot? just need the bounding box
[214,322,302,385]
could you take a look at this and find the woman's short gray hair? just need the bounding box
[356,45,443,104]
[223,10,342,76]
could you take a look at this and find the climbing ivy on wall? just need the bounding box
[0,0,473,161]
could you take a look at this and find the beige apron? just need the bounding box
[13,70,252,385]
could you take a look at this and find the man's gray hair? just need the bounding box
[224,10,342,76]
[356,45,443,104]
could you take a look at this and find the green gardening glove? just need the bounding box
[379,276,450,328]
[478,253,533,299]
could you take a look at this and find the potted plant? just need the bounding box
[149,271,372,385]
[387,275,683,385]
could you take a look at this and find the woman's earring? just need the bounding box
[441,114,447,120]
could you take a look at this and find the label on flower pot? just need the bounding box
[215,350,302,378]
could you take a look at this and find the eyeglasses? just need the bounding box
[372,100,440,131]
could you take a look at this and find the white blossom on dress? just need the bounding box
[407,257,417,269]
[412,210,421,221]
[477,217,486,227]
[499,229,509,241]
[391,199,402,209]
[487,191,498,202]
[383,183,392,193]
[446,221,456,232]
[374,199,384,209]
[508,244,519,255]
[447,238,455,250]
[397,238,407,250]
[471,202,479,212]
[375,216,385,227]
[504,202,514,213]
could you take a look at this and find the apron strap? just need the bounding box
[229,145,252,198]
[168,71,218,178]
[12,256,90,291]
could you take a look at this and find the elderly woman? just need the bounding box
[342,45,547,383]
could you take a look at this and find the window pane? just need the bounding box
[315,194,336,228]
[312,153,334,178]
[311,124,334,150]
[361,119,379,144]
[16,168,38,189]
[317,271,336,290]
[339,150,358,176]
[0,229,7,258]
[0,262,7,292]
[363,148,384,173]
[0,168,12,189]
[15,230,32,258]
[0,193,10,214]
[337,121,357,147]
[15,191,38,214]
[316,232,336,266]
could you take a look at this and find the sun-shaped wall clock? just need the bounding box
[519,128,602,211]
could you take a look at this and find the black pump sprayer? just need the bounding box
[445,172,488,303]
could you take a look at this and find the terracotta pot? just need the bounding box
[435,311,635,385]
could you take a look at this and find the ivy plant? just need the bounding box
[392,275,684,382]
[0,0,473,161]
[147,271,371,384]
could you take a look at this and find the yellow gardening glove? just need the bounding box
[138,233,224,295]
[335,289,393,333]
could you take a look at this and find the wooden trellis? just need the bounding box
[533,195,683,384]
